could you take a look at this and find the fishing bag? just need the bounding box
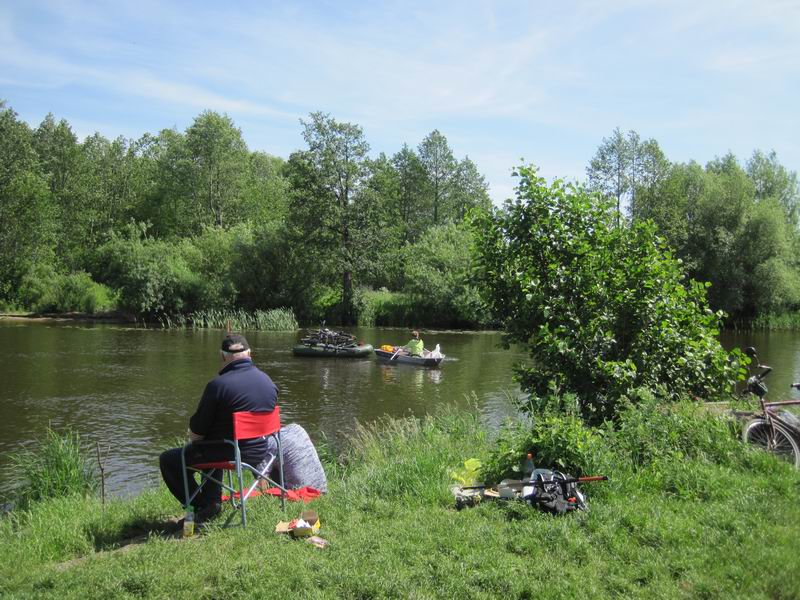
[522,469,587,515]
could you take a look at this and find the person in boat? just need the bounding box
[403,330,425,356]
[158,333,278,523]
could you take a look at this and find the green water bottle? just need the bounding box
[183,506,195,538]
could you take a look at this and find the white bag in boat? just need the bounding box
[427,344,443,359]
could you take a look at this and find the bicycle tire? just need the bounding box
[742,418,800,468]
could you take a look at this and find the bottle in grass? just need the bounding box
[522,452,535,481]
[183,506,195,538]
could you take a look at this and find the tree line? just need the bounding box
[587,128,800,326]
[1,98,798,329]
[0,101,492,326]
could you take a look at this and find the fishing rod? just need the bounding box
[459,475,608,491]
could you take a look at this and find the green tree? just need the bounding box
[635,154,800,321]
[450,156,492,221]
[358,153,406,289]
[391,144,429,244]
[633,161,703,269]
[133,113,252,237]
[631,138,670,212]
[133,129,193,237]
[80,133,140,244]
[472,166,738,422]
[403,223,489,327]
[587,127,631,219]
[736,198,800,319]
[232,220,309,314]
[33,114,81,200]
[589,128,670,219]
[179,225,251,310]
[418,130,456,226]
[92,223,200,318]
[185,111,249,228]
[0,103,55,301]
[285,112,371,323]
[241,151,289,225]
[746,149,799,226]
[32,114,88,267]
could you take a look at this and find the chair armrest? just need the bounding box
[184,439,235,447]
[181,439,236,457]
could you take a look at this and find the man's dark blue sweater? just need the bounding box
[189,358,278,459]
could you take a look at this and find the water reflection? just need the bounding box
[427,369,443,384]
[379,364,398,384]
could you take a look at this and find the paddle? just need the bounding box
[389,345,403,360]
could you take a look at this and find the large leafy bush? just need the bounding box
[402,223,491,327]
[471,166,740,422]
[180,224,249,310]
[92,224,201,318]
[18,264,115,314]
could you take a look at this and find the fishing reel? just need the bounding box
[746,375,768,398]
[744,346,770,398]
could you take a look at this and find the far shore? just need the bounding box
[0,313,503,333]
[0,311,133,324]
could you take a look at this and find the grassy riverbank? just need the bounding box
[2,406,799,599]
[1,307,300,331]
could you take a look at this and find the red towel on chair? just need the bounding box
[222,486,322,503]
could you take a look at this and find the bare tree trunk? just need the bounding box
[341,270,352,324]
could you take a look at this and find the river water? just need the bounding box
[3,320,799,498]
[0,321,525,497]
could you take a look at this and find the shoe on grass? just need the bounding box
[196,502,222,524]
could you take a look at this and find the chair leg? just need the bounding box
[226,470,237,508]
[237,465,247,528]
[277,435,286,512]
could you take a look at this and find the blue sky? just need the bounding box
[1,0,798,203]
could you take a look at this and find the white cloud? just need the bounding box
[115,72,299,120]
[2,0,798,199]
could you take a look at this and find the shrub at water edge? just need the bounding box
[471,166,743,423]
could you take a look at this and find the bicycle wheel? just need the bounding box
[743,418,800,468]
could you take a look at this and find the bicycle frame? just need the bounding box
[741,350,800,467]
[762,399,800,438]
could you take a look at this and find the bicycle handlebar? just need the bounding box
[754,365,772,381]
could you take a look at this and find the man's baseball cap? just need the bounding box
[221,333,250,353]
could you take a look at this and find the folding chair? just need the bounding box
[180,406,286,527]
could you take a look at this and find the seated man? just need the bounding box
[259,423,327,493]
[159,333,278,522]
[404,330,425,356]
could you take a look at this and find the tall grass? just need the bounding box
[339,406,485,504]
[159,308,298,331]
[7,427,98,509]
[750,310,800,330]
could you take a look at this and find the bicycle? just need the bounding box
[739,346,800,468]
[299,324,357,348]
